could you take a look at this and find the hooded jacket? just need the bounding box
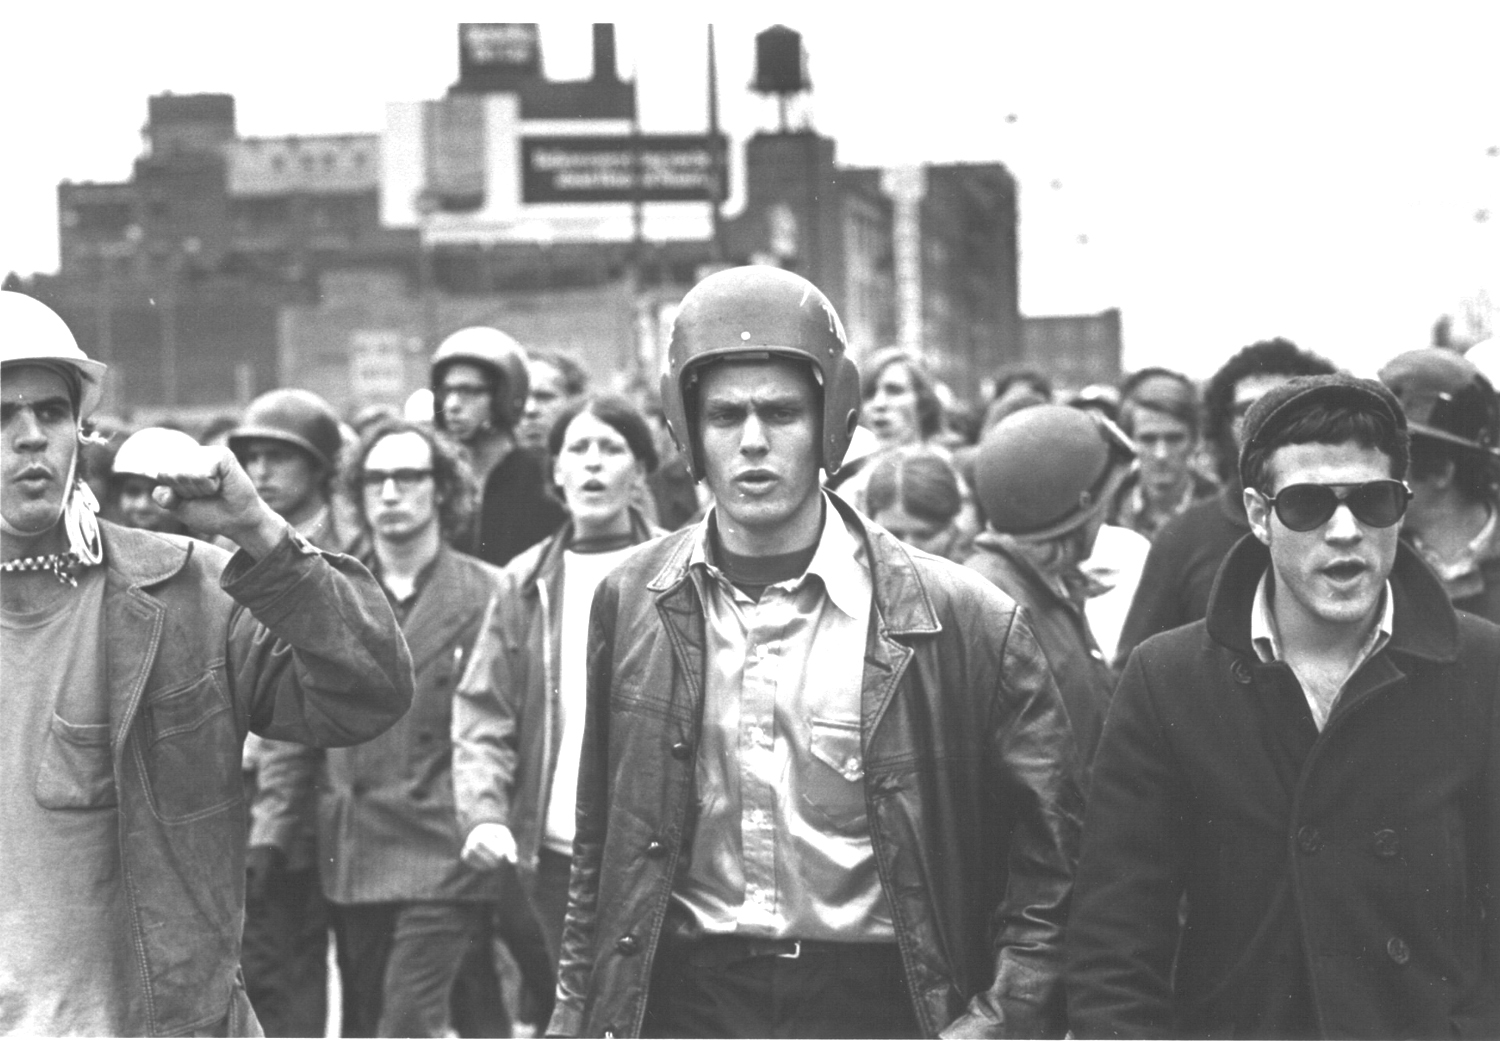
[1067,534,1500,1039]
[548,495,1083,1038]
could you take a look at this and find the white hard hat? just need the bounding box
[404,387,435,423]
[0,291,107,417]
[112,427,201,479]
[1466,337,1500,391]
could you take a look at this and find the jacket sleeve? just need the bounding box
[1065,646,1187,1038]
[222,528,413,747]
[944,605,1083,1040]
[1455,653,1500,1035]
[547,575,619,1039]
[248,737,322,852]
[452,586,522,835]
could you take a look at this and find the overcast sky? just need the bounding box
[2,4,1496,378]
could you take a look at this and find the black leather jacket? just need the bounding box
[549,495,1083,1038]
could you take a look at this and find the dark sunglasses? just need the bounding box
[361,468,434,489]
[1262,479,1411,532]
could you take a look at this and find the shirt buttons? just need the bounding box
[1372,828,1399,858]
[1296,825,1322,854]
[1386,937,1410,966]
[616,933,640,955]
[671,741,691,761]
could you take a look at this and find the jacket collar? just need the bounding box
[646,491,941,638]
[1205,532,1459,663]
[100,520,193,590]
[520,507,656,594]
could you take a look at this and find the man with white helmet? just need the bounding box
[0,290,413,1036]
[110,426,202,536]
[430,326,566,566]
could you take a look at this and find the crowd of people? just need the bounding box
[2,270,1497,1038]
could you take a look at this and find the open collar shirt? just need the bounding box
[674,495,894,941]
[1250,568,1394,731]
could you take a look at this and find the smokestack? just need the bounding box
[592,23,618,82]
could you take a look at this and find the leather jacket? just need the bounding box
[549,495,1083,1038]
[65,521,411,1036]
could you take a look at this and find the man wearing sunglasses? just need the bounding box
[1068,374,1500,1039]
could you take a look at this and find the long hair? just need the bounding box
[861,348,943,440]
[343,418,478,545]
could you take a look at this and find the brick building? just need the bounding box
[36,23,1026,419]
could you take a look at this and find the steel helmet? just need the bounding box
[661,266,861,479]
[0,291,107,418]
[429,326,530,432]
[1378,348,1500,458]
[228,388,343,473]
[977,404,1138,540]
[112,427,201,479]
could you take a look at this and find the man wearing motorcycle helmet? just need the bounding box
[546,266,1081,1039]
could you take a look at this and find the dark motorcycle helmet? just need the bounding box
[661,266,861,480]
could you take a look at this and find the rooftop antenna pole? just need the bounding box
[708,24,725,263]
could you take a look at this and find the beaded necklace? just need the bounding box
[0,551,86,586]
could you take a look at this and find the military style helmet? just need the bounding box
[429,326,531,432]
[661,266,861,480]
[977,404,1138,540]
[1378,348,1500,458]
[228,388,343,473]
[0,291,107,418]
[112,427,201,480]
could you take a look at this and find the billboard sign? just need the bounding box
[521,135,728,204]
[459,23,540,83]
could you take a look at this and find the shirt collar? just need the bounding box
[1410,503,1497,582]
[1250,566,1394,663]
[688,493,871,620]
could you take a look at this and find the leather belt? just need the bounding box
[662,934,892,969]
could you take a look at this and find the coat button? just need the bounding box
[1230,658,1254,684]
[645,838,666,858]
[1297,825,1322,854]
[1386,937,1410,965]
[1372,828,1399,858]
[671,741,691,761]
[616,933,640,955]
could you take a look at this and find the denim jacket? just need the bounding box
[52,521,412,1036]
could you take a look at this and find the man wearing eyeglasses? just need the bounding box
[251,419,508,1036]
[1067,375,1500,1039]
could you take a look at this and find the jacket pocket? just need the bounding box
[35,716,117,809]
[139,672,242,823]
[803,717,868,834]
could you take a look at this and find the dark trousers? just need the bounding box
[642,936,921,1039]
[241,866,328,1038]
[330,900,487,1038]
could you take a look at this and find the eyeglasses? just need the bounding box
[361,468,434,489]
[1262,480,1411,532]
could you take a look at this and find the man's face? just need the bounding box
[236,438,323,523]
[1245,440,1399,635]
[865,361,922,449]
[438,362,494,444]
[118,474,179,533]
[697,359,823,551]
[1231,373,1295,452]
[360,431,438,545]
[518,359,571,453]
[1,366,77,537]
[1133,407,1195,492]
[554,410,643,533]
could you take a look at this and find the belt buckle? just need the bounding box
[775,940,802,959]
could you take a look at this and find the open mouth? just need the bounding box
[1321,560,1368,583]
[580,479,607,492]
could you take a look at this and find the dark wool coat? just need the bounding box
[1067,535,1500,1039]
